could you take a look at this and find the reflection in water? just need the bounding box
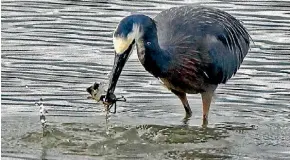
[165,148,231,159]
[137,124,229,144]
[1,0,290,159]
[40,142,48,160]
[19,122,257,158]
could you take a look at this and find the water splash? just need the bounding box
[35,98,48,132]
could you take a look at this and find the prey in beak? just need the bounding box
[87,37,135,113]
[86,82,126,113]
[103,39,135,111]
[87,21,140,113]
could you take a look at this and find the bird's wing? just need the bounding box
[154,6,250,84]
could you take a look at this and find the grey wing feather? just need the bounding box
[154,6,250,84]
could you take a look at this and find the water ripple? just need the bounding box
[2,0,290,159]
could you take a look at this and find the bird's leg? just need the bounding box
[201,91,214,124]
[172,90,192,119]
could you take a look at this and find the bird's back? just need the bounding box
[154,6,250,88]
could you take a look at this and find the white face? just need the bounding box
[113,24,142,54]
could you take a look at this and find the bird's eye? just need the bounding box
[147,42,151,45]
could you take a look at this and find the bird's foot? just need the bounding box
[202,114,208,127]
[182,112,192,125]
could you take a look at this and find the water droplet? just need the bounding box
[35,98,43,106]
[106,72,111,77]
[40,119,46,124]
[149,81,153,85]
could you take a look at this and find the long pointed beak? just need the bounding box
[105,41,134,103]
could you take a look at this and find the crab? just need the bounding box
[86,82,126,113]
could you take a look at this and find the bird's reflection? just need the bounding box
[40,139,48,160]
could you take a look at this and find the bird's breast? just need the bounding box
[159,78,200,94]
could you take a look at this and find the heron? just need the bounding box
[103,6,250,123]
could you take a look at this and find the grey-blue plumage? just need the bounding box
[104,6,250,123]
[155,6,250,86]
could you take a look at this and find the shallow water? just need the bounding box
[1,0,290,159]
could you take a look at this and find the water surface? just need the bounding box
[2,0,290,159]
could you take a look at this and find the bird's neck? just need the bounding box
[136,36,170,77]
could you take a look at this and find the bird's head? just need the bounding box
[105,15,156,103]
